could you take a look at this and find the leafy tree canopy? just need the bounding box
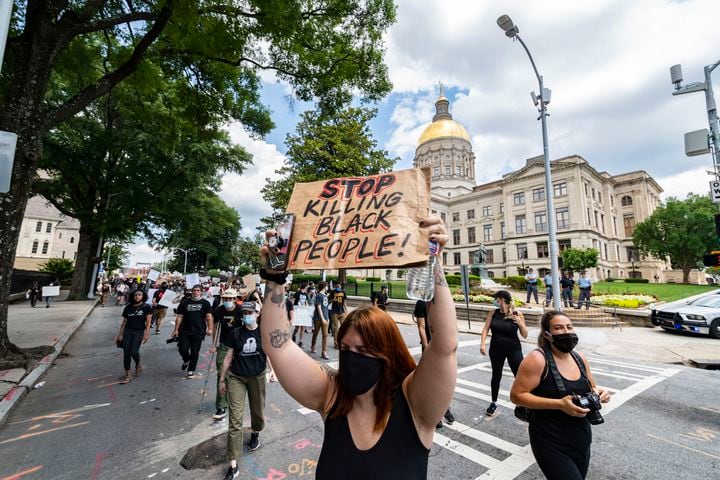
[38,258,75,284]
[560,247,599,272]
[633,194,718,283]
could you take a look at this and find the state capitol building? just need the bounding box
[412,91,669,282]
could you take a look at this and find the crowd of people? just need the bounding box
[95,216,610,480]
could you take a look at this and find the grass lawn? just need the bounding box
[591,282,718,302]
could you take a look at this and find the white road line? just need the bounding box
[454,387,515,410]
[587,370,648,382]
[585,357,665,373]
[601,367,681,415]
[475,445,536,480]
[591,367,647,380]
[458,362,490,374]
[456,378,510,397]
[444,421,526,456]
[433,432,501,469]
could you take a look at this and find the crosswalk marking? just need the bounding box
[585,356,666,373]
[444,421,526,456]
[433,431,502,469]
[454,386,515,410]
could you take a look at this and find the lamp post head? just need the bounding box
[497,15,519,37]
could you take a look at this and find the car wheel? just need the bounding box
[710,319,720,339]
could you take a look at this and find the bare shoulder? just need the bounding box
[522,349,546,372]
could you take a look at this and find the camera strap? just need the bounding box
[542,344,567,397]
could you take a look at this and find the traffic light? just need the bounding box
[703,253,720,267]
[715,213,720,237]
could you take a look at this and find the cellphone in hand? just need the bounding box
[267,213,295,270]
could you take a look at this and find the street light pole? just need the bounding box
[498,15,562,310]
[175,248,189,274]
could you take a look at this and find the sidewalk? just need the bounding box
[0,291,96,425]
[389,308,720,366]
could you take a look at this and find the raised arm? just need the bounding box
[406,217,458,437]
[480,310,493,355]
[416,316,429,350]
[259,235,334,412]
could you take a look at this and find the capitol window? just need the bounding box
[452,212,460,222]
[532,187,545,202]
[452,229,460,245]
[42,241,49,255]
[35,221,42,232]
[553,182,567,197]
[467,227,476,243]
[621,195,633,206]
[434,166,440,176]
[467,209,475,219]
[556,207,570,229]
[513,192,525,205]
[515,215,526,234]
[445,166,451,175]
[482,206,491,217]
[455,165,462,175]
[46,223,52,233]
[483,224,492,242]
[31,240,38,254]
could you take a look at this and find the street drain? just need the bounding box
[180,433,228,470]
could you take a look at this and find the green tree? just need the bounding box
[560,248,599,272]
[102,243,130,274]
[38,258,75,284]
[232,235,263,274]
[633,194,718,283]
[0,0,396,359]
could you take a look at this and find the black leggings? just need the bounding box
[489,343,523,402]
[122,329,144,371]
[530,434,590,479]
[178,334,204,371]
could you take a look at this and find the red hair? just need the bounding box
[331,307,417,431]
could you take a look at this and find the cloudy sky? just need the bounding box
[130,0,720,265]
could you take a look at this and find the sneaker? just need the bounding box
[485,402,498,417]
[435,421,443,429]
[247,432,260,451]
[186,371,195,379]
[223,466,239,480]
[321,352,330,360]
[213,408,226,420]
[443,409,455,425]
[181,361,189,371]
[298,342,303,348]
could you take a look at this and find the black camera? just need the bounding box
[573,393,604,425]
[166,335,179,344]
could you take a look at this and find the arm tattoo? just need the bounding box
[269,329,291,348]
[433,261,448,287]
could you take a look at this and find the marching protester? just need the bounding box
[115,290,153,384]
[510,311,611,480]
[45,278,58,308]
[210,289,242,420]
[152,282,170,335]
[26,281,42,308]
[525,268,539,304]
[258,216,457,479]
[413,299,455,428]
[291,282,309,347]
[329,282,348,349]
[310,281,330,360]
[100,281,111,307]
[115,280,128,306]
[561,271,575,308]
[480,290,528,417]
[372,285,389,310]
[218,301,267,480]
[171,285,214,378]
[576,272,592,310]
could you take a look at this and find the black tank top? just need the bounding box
[316,389,430,480]
[528,350,592,449]
[489,309,521,349]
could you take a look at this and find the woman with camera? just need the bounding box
[510,311,611,480]
[255,216,457,480]
[479,290,527,417]
[115,289,153,384]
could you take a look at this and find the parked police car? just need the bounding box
[651,294,720,339]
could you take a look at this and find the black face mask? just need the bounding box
[339,350,384,396]
[549,333,579,353]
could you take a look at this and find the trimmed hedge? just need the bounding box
[624,278,650,283]
[290,273,357,285]
[365,276,382,282]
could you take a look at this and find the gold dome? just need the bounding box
[417,119,471,146]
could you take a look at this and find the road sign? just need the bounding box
[710,180,720,203]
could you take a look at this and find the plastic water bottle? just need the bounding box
[406,242,439,301]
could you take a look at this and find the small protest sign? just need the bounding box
[42,286,60,297]
[293,305,314,327]
[186,273,200,288]
[147,289,157,305]
[242,274,256,291]
[285,168,431,270]
[147,269,160,282]
[158,290,179,308]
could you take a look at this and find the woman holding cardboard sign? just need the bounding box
[257,216,456,480]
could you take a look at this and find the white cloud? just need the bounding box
[128,241,167,267]
[220,124,287,236]
[383,0,720,183]
[657,166,714,200]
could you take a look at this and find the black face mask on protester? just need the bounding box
[339,350,384,396]
[548,332,579,353]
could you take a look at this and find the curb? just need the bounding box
[0,299,98,427]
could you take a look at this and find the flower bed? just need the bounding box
[452,293,524,307]
[589,294,656,309]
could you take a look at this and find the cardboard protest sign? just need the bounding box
[286,168,431,270]
[292,305,314,327]
[147,269,160,282]
[209,286,220,296]
[242,274,256,291]
[146,289,157,305]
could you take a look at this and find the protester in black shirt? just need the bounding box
[413,300,455,428]
[219,301,267,480]
[115,290,153,384]
[373,285,389,310]
[26,281,42,308]
[209,289,242,420]
[172,285,213,378]
[329,284,348,349]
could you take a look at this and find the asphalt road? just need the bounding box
[0,304,718,480]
